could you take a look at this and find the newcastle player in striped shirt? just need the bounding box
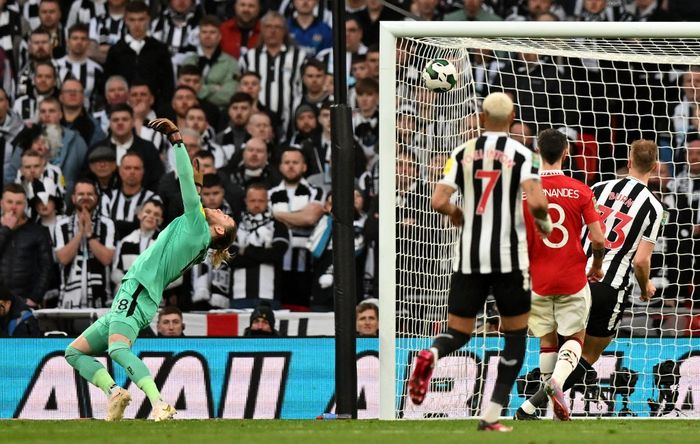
[518,139,666,419]
[408,92,552,432]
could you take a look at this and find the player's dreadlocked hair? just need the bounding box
[209,224,237,268]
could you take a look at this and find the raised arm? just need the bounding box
[147,118,202,213]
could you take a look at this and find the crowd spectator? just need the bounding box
[85,145,119,195]
[54,178,115,308]
[229,182,289,309]
[91,103,164,191]
[101,151,157,241]
[444,0,503,20]
[220,0,261,59]
[60,78,106,147]
[92,75,129,132]
[56,23,105,110]
[37,0,66,59]
[13,61,58,124]
[104,0,174,113]
[16,28,53,100]
[183,15,241,110]
[269,148,325,310]
[150,0,202,66]
[243,300,280,336]
[227,137,280,191]
[88,0,128,64]
[0,287,41,337]
[176,65,223,128]
[241,11,307,141]
[12,97,88,198]
[156,306,185,336]
[288,0,332,58]
[216,92,254,154]
[0,183,53,307]
[307,192,365,311]
[17,148,64,200]
[356,301,378,337]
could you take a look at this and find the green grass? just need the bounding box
[2,419,698,444]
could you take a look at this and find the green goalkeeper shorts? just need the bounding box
[83,279,158,349]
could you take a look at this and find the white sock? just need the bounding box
[482,401,504,423]
[520,347,558,414]
[539,348,558,383]
[521,399,536,415]
[430,347,439,363]
[551,339,582,385]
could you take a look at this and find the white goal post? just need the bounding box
[379,21,700,420]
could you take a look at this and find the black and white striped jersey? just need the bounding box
[315,45,367,76]
[111,227,156,287]
[268,178,325,272]
[16,163,65,197]
[12,94,37,122]
[440,132,540,274]
[55,56,104,108]
[0,8,21,70]
[101,187,158,241]
[66,0,106,28]
[20,0,40,30]
[89,12,124,46]
[150,7,201,56]
[240,45,307,140]
[54,213,116,308]
[583,176,665,290]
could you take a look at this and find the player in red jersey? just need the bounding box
[520,129,606,420]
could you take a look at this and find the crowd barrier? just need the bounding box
[33,309,336,336]
[2,338,699,419]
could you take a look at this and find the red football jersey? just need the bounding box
[524,171,600,295]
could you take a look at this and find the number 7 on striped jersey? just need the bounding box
[475,169,501,215]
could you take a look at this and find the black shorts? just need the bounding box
[586,282,631,337]
[448,270,531,318]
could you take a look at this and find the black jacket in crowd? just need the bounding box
[0,222,53,305]
[104,37,175,113]
[0,297,41,337]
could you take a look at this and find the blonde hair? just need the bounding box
[209,224,237,268]
[482,92,514,125]
[630,139,658,174]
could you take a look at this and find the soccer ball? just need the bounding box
[422,59,457,92]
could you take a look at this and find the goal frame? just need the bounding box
[377,21,700,420]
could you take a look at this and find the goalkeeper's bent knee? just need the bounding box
[108,341,135,376]
[64,346,82,367]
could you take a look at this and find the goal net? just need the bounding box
[378,22,700,420]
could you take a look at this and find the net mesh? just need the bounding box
[393,36,700,418]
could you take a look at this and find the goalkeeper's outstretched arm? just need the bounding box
[147,118,202,213]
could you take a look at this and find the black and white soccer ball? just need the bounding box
[422,59,457,93]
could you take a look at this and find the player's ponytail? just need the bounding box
[209,224,237,268]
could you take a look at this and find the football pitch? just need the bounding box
[1,419,697,444]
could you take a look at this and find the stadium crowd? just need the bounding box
[0,0,699,337]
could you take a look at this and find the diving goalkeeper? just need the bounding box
[63,118,237,421]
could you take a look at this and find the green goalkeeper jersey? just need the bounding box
[122,141,211,303]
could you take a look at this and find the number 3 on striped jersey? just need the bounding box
[475,170,501,215]
[598,204,632,249]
